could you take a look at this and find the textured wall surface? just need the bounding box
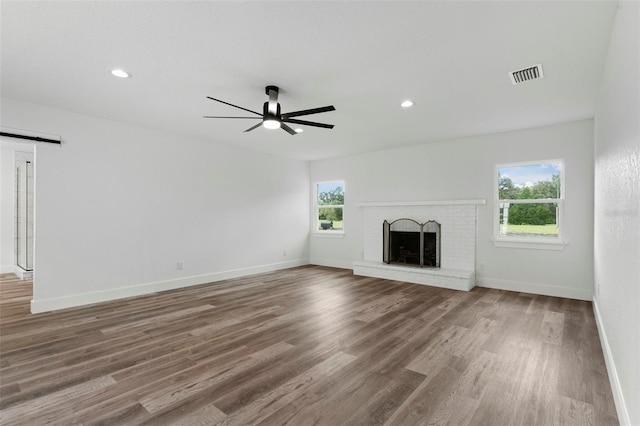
[593,2,640,424]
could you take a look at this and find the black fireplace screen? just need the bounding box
[383,219,441,268]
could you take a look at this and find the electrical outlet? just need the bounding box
[177,261,184,270]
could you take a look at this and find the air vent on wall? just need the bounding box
[509,64,544,85]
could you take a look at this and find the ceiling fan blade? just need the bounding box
[281,122,297,135]
[203,116,262,119]
[281,105,335,119]
[206,97,262,116]
[244,122,264,133]
[282,118,335,129]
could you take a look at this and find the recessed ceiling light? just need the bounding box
[295,128,304,133]
[110,69,131,78]
[401,100,414,108]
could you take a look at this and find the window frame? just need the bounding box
[493,159,567,250]
[313,180,345,236]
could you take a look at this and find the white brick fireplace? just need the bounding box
[353,199,485,291]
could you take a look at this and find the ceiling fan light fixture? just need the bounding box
[263,119,281,130]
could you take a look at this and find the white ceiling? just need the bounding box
[0,1,618,161]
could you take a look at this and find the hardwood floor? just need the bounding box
[0,266,618,425]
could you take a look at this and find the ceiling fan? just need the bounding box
[204,86,335,135]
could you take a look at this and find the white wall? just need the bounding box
[0,98,310,312]
[310,119,595,300]
[593,1,640,425]
[0,145,16,272]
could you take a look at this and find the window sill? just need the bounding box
[492,238,567,251]
[312,231,345,239]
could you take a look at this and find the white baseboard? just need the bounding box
[0,265,16,274]
[30,258,309,313]
[476,276,592,301]
[309,257,354,270]
[593,298,631,426]
[0,265,33,279]
[14,266,33,280]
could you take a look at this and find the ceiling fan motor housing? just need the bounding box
[263,102,281,121]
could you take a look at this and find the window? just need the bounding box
[315,181,344,232]
[495,160,565,248]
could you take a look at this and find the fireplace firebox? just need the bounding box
[383,219,440,268]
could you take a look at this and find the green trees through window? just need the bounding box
[316,182,344,231]
[497,161,563,239]
[499,174,560,225]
